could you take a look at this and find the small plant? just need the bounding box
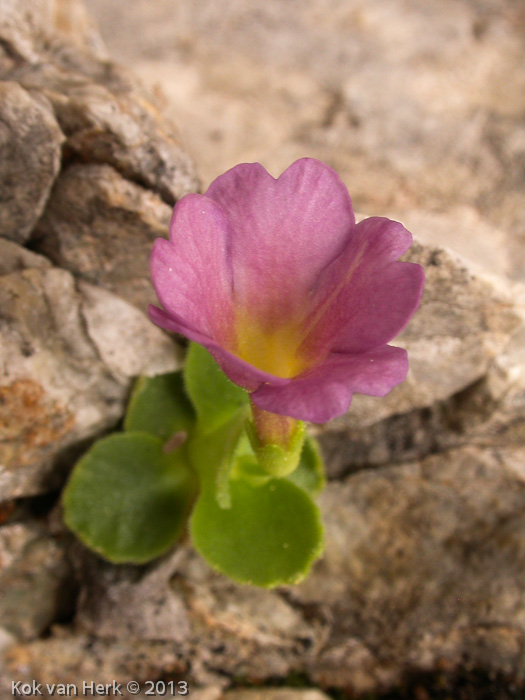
[63,158,424,587]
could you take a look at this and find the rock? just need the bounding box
[84,0,525,282]
[32,163,172,310]
[47,75,198,205]
[0,239,52,275]
[0,0,199,253]
[321,300,525,477]
[70,545,191,643]
[0,522,75,640]
[307,445,525,693]
[0,0,106,63]
[1,49,199,209]
[3,444,525,696]
[79,281,182,381]
[69,544,316,684]
[399,206,513,280]
[0,633,187,695]
[226,691,331,700]
[0,82,63,244]
[0,252,180,501]
[0,0,198,497]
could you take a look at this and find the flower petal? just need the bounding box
[302,217,425,357]
[150,194,234,343]
[149,306,289,392]
[205,158,355,326]
[251,345,409,423]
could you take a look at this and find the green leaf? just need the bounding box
[190,473,324,587]
[287,435,326,496]
[184,342,248,433]
[63,433,196,564]
[124,371,195,441]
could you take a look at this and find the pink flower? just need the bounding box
[149,158,424,423]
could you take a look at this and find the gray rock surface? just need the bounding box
[33,163,172,310]
[226,692,331,700]
[338,319,525,477]
[0,82,63,244]
[3,445,525,696]
[85,0,525,281]
[0,522,74,640]
[0,0,196,501]
[0,239,52,275]
[0,0,106,62]
[303,445,525,692]
[0,246,181,502]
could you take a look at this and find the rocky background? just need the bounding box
[1,0,524,698]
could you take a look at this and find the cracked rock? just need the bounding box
[32,163,172,310]
[0,522,75,641]
[5,445,525,696]
[0,82,64,244]
[0,248,180,501]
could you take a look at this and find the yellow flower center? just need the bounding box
[234,311,310,378]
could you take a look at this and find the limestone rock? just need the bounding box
[300,445,525,693]
[0,0,199,239]
[79,281,181,381]
[47,76,199,205]
[69,544,316,684]
[84,0,525,284]
[0,0,105,63]
[4,445,525,696]
[70,545,191,643]
[0,634,186,696]
[0,522,75,640]
[2,53,199,210]
[226,691,331,700]
[0,0,197,500]
[32,163,172,310]
[0,239,52,275]
[0,82,63,244]
[0,252,180,501]
[321,312,525,478]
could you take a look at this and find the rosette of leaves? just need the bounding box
[63,343,325,587]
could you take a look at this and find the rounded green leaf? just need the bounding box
[184,342,248,433]
[190,476,324,587]
[124,372,195,441]
[63,433,196,564]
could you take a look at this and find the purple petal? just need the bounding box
[302,217,425,357]
[251,345,409,423]
[205,158,355,327]
[150,194,234,344]
[149,306,289,392]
